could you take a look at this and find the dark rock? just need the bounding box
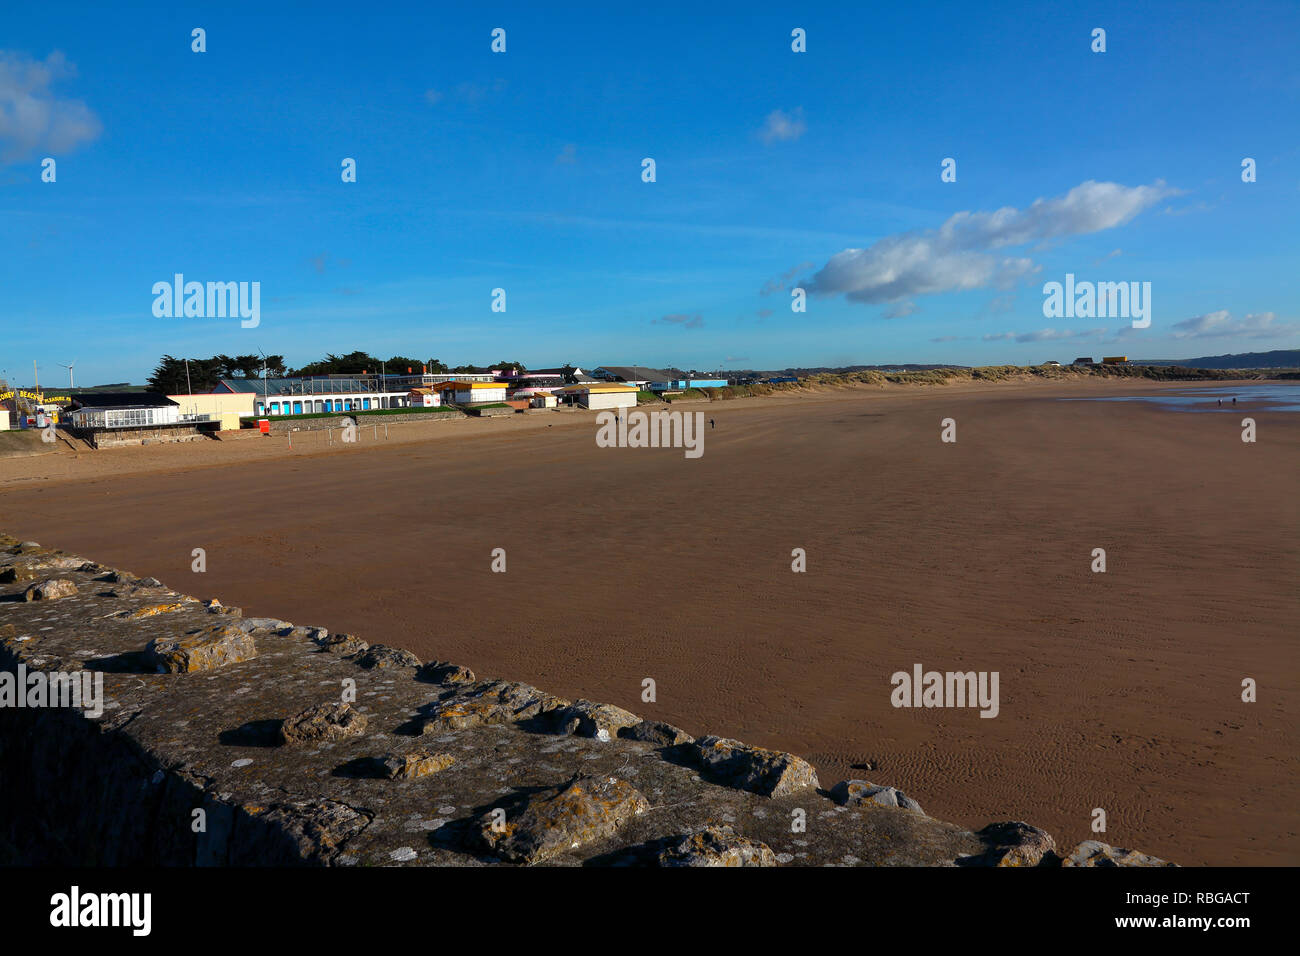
[1058,840,1176,867]
[355,644,421,670]
[477,775,649,863]
[655,825,777,867]
[421,680,568,733]
[977,821,1056,866]
[378,749,455,779]
[830,779,925,814]
[231,800,370,865]
[692,735,820,797]
[145,624,257,673]
[557,699,641,739]
[279,703,369,744]
[621,720,695,747]
[318,633,369,657]
[416,660,476,685]
[23,578,78,601]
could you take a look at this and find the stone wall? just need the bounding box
[0,533,1174,867]
[71,424,209,449]
[250,411,469,434]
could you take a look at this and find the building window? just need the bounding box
[293,401,302,415]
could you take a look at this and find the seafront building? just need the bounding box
[67,393,218,448]
[211,377,411,416]
[167,391,255,430]
[560,383,638,409]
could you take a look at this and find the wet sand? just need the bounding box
[2,379,1295,865]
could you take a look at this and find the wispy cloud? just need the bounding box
[803,180,1174,307]
[760,261,814,295]
[555,143,577,165]
[424,78,507,107]
[883,301,919,318]
[983,327,1108,343]
[0,50,101,163]
[1170,310,1291,339]
[759,108,806,144]
[654,313,704,329]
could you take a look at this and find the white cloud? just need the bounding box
[759,108,805,144]
[804,181,1173,307]
[0,50,101,163]
[1170,310,1290,339]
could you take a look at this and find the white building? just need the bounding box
[69,393,181,429]
[435,381,508,405]
[407,387,443,407]
[212,377,410,416]
[562,384,638,410]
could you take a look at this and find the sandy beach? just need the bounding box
[1,377,1295,866]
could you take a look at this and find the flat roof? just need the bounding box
[561,383,638,393]
[72,392,178,408]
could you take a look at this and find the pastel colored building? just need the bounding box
[435,381,508,405]
[212,377,410,416]
[561,383,638,410]
[407,387,443,407]
[167,392,256,430]
[648,378,728,391]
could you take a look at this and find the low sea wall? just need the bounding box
[0,534,1174,867]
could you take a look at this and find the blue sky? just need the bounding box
[1,0,1297,386]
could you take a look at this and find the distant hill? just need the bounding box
[1133,349,1300,369]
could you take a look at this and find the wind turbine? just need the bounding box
[58,360,77,389]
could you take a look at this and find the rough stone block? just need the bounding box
[416,661,476,685]
[421,680,568,733]
[145,624,257,673]
[1059,840,1176,867]
[477,775,649,864]
[557,699,642,739]
[355,644,421,670]
[830,779,925,814]
[379,749,455,780]
[279,703,369,744]
[655,825,777,867]
[692,735,820,797]
[621,720,695,747]
[23,578,78,601]
[978,821,1056,866]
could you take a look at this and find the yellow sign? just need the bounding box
[0,390,70,402]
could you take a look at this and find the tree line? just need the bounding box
[146,352,528,393]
